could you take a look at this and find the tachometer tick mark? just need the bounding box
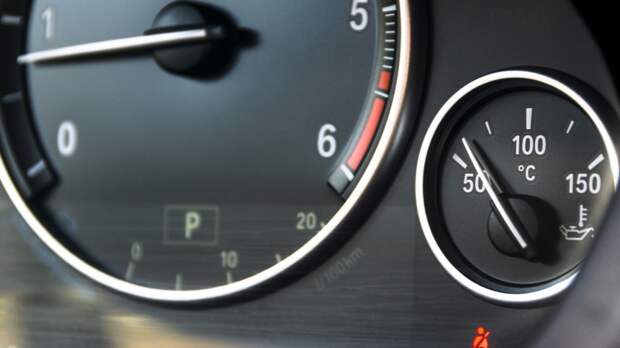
[340,165,355,182]
[1,92,22,105]
[374,90,389,99]
[382,5,397,13]
[27,161,47,178]
[1,15,22,26]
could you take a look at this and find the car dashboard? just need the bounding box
[0,1,618,347]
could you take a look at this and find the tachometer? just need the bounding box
[0,0,413,302]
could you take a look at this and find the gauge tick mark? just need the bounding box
[125,262,136,280]
[340,165,355,182]
[485,121,493,136]
[566,120,575,135]
[375,90,389,99]
[226,271,234,284]
[175,274,183,290]
[588,154,605,171]
[1,92,22,105]
[526,107,533,130]
[0,15,22,26]
[452,153,468,169]
[382,5,397,13]
[27,161,47,179]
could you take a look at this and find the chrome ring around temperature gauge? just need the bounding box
[416,70,619,305]
[0,1,413,302]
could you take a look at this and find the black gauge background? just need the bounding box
[424,80,616,292]
[2,1,620,347]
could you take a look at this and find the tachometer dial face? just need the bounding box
[416,71,619,304]
[0,0,412,301]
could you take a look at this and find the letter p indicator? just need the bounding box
[185,211,202,240]
[164,206,219,246]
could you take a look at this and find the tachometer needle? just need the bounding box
[462,137,536,258]
[17,28,208,65]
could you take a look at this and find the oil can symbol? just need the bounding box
[559,204,595,241]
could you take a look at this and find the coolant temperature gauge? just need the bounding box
[416,70,619,304]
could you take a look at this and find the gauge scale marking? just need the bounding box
[0,0,412,301]
[416,70,619,304]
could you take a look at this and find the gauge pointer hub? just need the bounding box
[462,137,537,260]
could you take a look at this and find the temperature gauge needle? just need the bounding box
[462,138,536,259]
[17,28,209,65]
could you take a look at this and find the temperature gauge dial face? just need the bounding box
[416,70,619,304]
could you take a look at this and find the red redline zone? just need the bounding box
[346,97,386,171]
[378,70,392,91]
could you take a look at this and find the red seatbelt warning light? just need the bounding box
[472,327,491,348]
